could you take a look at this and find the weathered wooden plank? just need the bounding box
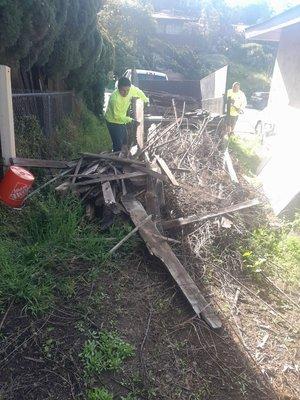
[71,157,83,185]
[82,152,145,167]
[131,164,169,182]
[162,199,260,230]
[55,181,71,195]
[102,181,116,205]
[155,155,179,186]
[143,157,164,232]
[10,157,75,169]
[224,148,239,183]
[133,98,145,149]
[122,194,222,330]
[141,119,180,155]
[71,172,147,187]
[145,175,162,230]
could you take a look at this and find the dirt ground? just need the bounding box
[1,234,298,400]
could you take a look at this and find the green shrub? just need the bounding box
[81,330,134,377]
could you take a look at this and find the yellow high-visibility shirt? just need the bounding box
[227,89,247,117]
[105,85,149,124]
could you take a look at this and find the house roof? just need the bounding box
[245,5,300,41]
[152,12,197,23]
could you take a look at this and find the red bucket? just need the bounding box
[0,166,35,208]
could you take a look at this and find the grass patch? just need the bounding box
[229,135,261,175]
[81,330,135,377]
[0,193,138,314]
[241,214,300,286]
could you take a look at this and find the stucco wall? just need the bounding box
[259,22,300,214]
[269,23,300,109]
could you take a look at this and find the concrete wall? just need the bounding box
[259,22,300,214]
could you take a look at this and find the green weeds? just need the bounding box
[229,135,261,175]
[87,387,113,400]
[81,330,134,377]
[241,215,300,286]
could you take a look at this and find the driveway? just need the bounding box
[234,107,261,136]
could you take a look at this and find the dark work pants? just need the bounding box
[106,121,127,152]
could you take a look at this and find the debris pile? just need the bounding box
[10,110,261,330]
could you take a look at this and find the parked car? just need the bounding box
[250,91,269,110]
[254,106,277,143]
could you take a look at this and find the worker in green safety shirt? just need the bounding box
[226,82,247,135]
[105,77,149,153]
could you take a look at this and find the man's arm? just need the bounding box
[131,85,149,103]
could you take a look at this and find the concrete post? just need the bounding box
[0,65,16,165]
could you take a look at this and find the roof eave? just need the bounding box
[245,5,300,42]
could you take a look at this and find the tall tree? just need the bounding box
[99,0,155,76]
[0,0,114,114]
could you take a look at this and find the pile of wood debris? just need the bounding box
[12,111,261,331]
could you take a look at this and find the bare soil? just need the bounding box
[1,236,298,399]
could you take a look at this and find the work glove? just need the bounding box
[132,119,140,128]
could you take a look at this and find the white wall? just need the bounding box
[259,23,300,214]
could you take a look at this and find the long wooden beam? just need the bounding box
[82,152,145,166]
[162,199,260,230]
[71,172,146,187]
[122,194,222,330]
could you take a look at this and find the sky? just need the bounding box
[226,0,300,13]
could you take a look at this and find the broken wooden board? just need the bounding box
[145,176,162,231]
[55,181,71,195]
[144,157,164,232]
[82,152,145,167]
[102,182,116,205]
[224,148,239,183]
[71,157,83,185]
[162,199,260,230]
[122,194,222,330]
[131,164,169,183]
[141,119,180,155]
[133,98,145,149]
[71,172,147,187]
[10,157,75,169]
[155,155,179,186]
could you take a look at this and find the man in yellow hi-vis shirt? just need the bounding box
[226,82,247,135]
[105,77,149,152]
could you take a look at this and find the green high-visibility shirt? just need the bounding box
[105,85,149,124]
